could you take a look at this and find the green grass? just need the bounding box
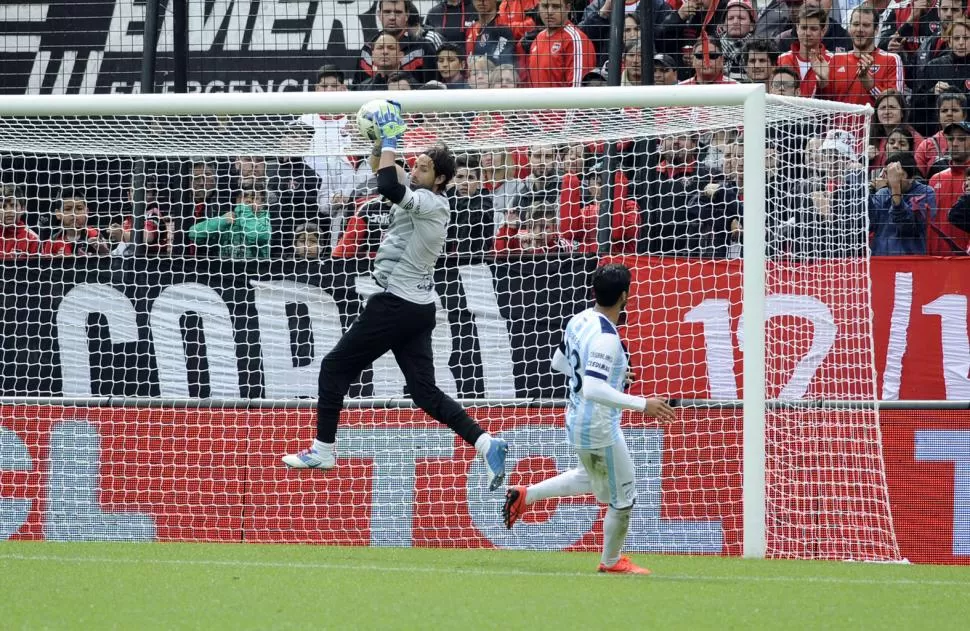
[1,542,968,630]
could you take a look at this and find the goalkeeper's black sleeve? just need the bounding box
[377,165,406,205]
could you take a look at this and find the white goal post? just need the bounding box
[0,86,897,561]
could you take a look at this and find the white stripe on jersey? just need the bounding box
[561,308,627,449]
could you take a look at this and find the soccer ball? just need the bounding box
[356,99,387,142]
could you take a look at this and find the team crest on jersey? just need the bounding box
[869,65,879,74]
[931,22,940,32]
[551,42,562,53]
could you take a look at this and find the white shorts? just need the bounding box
[576,434,637,509]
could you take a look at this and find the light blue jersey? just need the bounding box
[561,308,628,449]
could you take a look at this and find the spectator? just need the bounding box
[387,70,416,90]
[916,92,968,178]
[494,198,563,257]
[769,65,800,95]
[870,90,924,171]
[656,0,726,60]
[640,133,713,255]
[879,0,950,65]
[269,123,323,258]
[292,222,323,260]
[44,192,109,257]
[653,54,681,85]
[315,64,347,92]
[426,0,478,47]
[621,41,643,85]
[914,17,970,135]
[528,0,596,88]
[491,63,519,88]
[301,67,356,235]
[681,37,737,84]
[356,31,404,90]
[107,180,168,257]
[436,42,469,87]
[580,0,670,68]
[481,149,522,228]
[869,152,934,255]
[720,0,757,81]
[0,186,40,257]
[808,129,868,256]
[825,5,904,106]
[407,1,446,53]
[355,0,436,85]
[188,188,271,260]
[231,156,266,191]
[774,0,852,54]
[777,4,832,97]
[754,0,795,41]
[688,139,743,257]
[332,194,393,259]
[946,165,970,236]
[928,120,970,253]
[742,38,779,85]
[761,135,816,258]
[466,0,523,67]
[913,0,966,71]
[582,68,609,86]
[562,143,587,177]
[447,154,494,256]
[467,54,497,88]
[564,159,640,254]
[181,161,232,256]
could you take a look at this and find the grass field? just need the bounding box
[1,542,968,630]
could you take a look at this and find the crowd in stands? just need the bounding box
[3,0,970,260]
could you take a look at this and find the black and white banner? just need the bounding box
[0,0,422,95]
[0,256,595,399]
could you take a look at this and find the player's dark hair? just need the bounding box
[425,143,457,189]
[591,264,632,308]
[437,42,463,59]
[742,38,778,65]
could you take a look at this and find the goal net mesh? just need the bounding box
[0,94,901,560]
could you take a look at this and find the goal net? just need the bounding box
[0,88,901,561]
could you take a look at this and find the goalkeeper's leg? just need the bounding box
[391,308,508,491]
[282,293,400,469]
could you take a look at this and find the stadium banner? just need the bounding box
[0,405,965,564]
[4,255,970,401]
[0,256,592,400]
[0,0,421,95]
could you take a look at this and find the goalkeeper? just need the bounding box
[283,100,509,491]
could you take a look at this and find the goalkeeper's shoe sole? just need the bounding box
[282,448,336,470]
[597,556,652,575]
[502,485,528,529]
[484,437,508,491]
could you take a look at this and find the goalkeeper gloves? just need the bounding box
[373,100,407,150]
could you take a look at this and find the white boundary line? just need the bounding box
[0,553,967,587]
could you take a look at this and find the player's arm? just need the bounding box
[583,334,676,421]
[371,101,410,205]
[551,343,570,375]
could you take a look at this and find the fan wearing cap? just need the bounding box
[825,5,904,106]
[807,130,868,256]
[653,54,681,84]
[929,120,970,253]
[719,0,757,81]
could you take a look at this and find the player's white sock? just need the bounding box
[601,505,632,567]
[312,439,334,453]
[474,433,491,456]
[525,469,592,505]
